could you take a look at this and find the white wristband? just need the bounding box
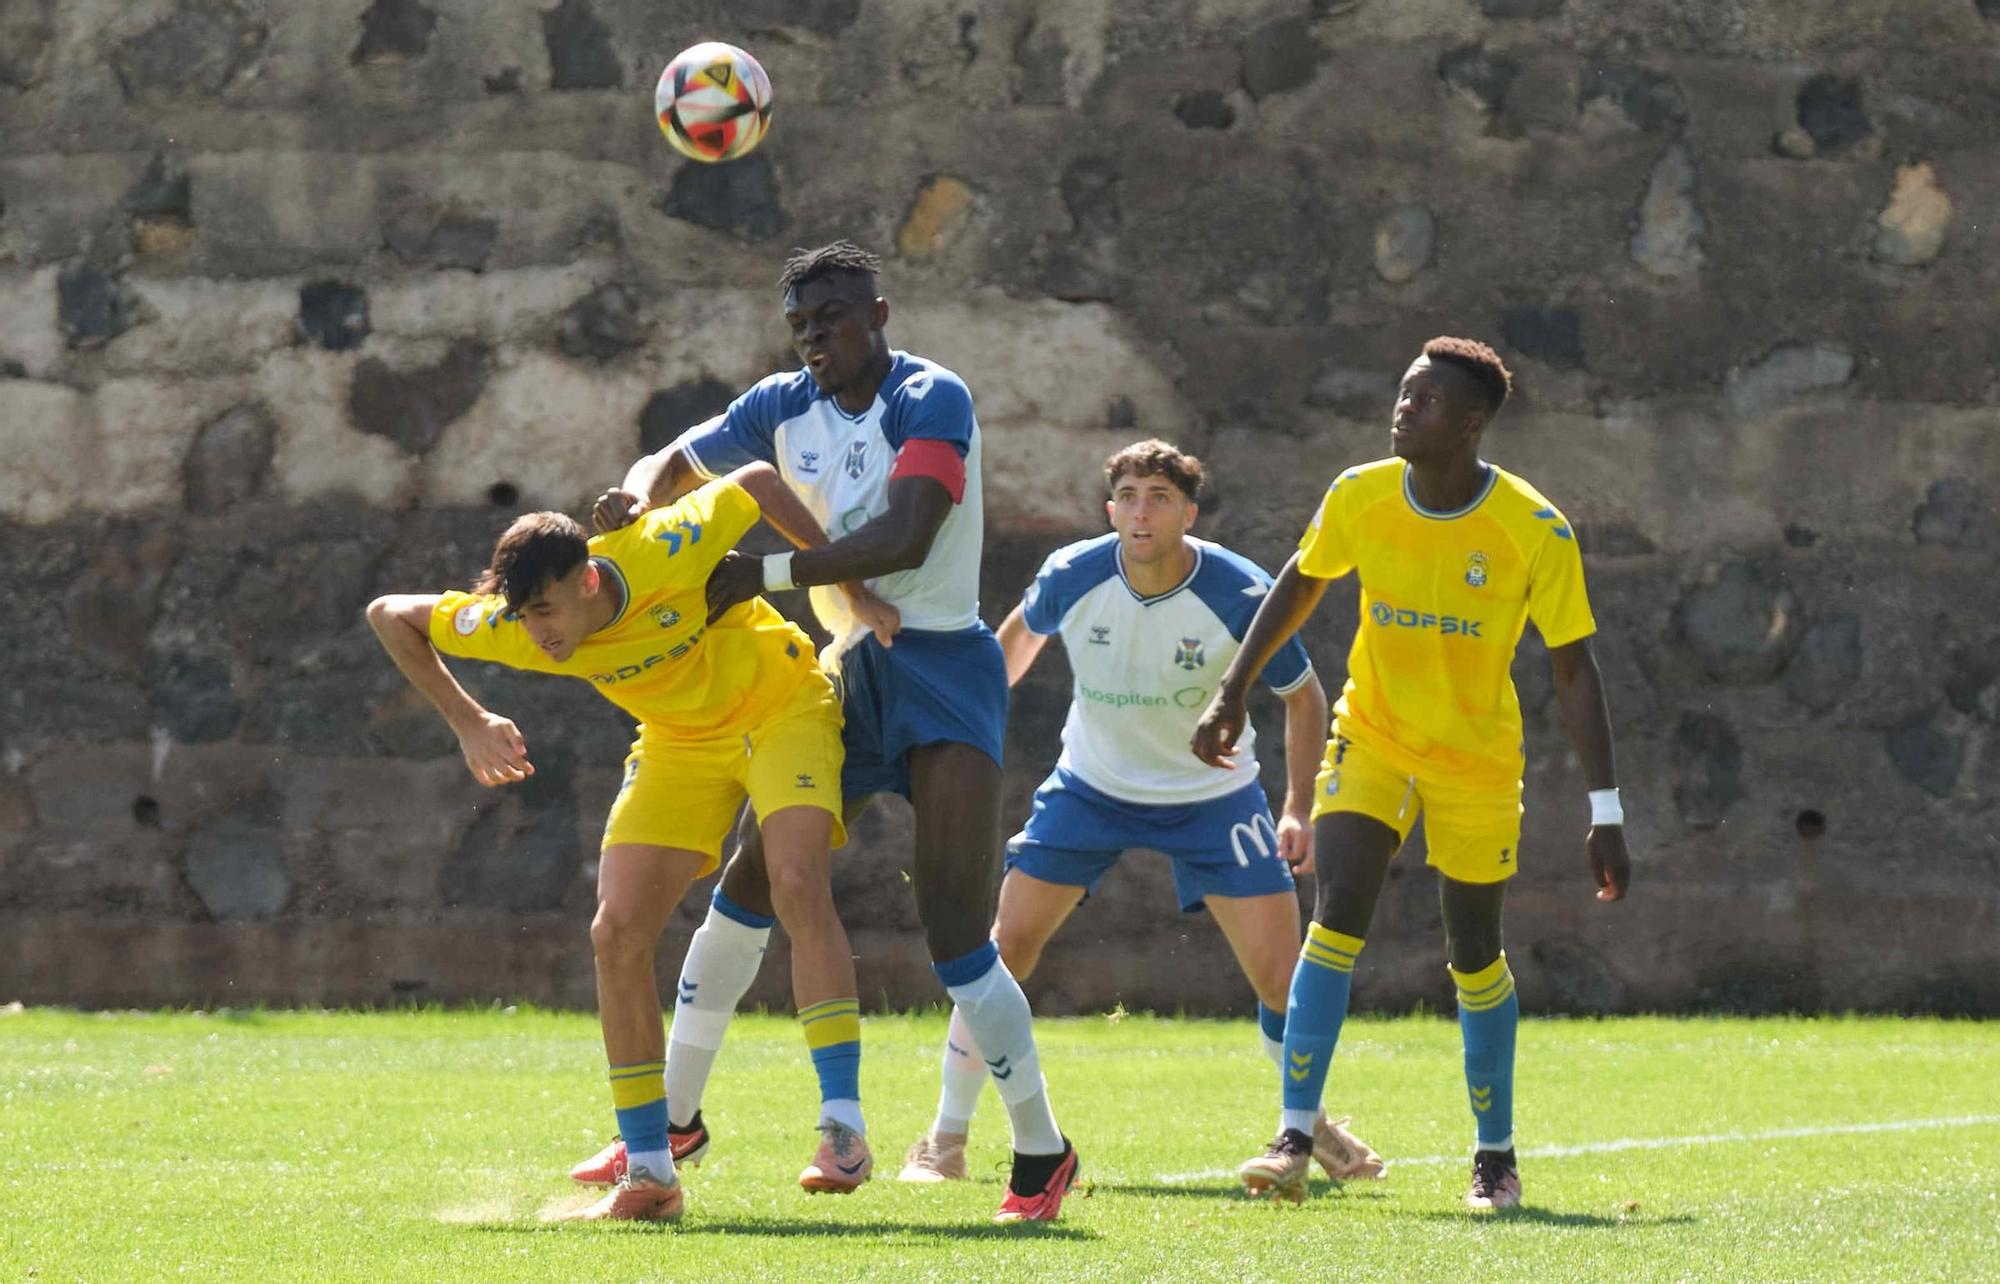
[1588,788,1624,827]
[762,551,797,593]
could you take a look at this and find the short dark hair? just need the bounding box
[473,511,589,612]
[1104,438,1207,502]
[778,240,881,296]
[1422,336,1513,416]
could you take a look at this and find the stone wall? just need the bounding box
[2,0,1996,1015]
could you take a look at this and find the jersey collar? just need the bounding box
[1115,540,1203,605]
[591,555,631,629]
[1402,461,1497,520]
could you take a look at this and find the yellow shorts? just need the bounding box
[1309,726,1523,884]
[601,673,846,875]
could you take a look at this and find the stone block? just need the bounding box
[260,350,420,508]
[1237,17,1323,101]
[1013,20,1067,106]
[1673,562,1800,684]
[898,175,976,261]
[638,378,735,454]
[1672,710,1743,829]
[655,153,787,242]
[1883,711,1962,797]
[189,153,380,275]
[1724,344,1851,418]
[1873,162,1951,267]
[0,267,62,379]
[297,281,371,352]
[111,0,268,101]
[183,404,275,512]
[350,339,492,453]
[437,748,579,911]
[352,0,436,65]
[1373,203,1436,283]
[182,793,289,921]
[1783,614,1862,714]
[421,351,648,509]
[1438,43,1515,113]
[1501,306,1583,369]
[0,0,53,89]
[58,263,143,350]
[1631,142,1704,278]
[1579,61,1688,134]
[62,520,180,674]
[1794,73,1873,155]
[1911,477,1990,550]
[541,0,621,90]
[556,282,647,363]
[1173,89,1236,130]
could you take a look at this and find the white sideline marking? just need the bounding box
[1152,1113,2000,1185]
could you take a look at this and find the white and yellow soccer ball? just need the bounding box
[654,42,773,163]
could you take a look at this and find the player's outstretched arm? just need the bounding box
[724,464,900,643]
[1192,554,1330,768]
[1549,636,1629,902]
[705,474,952,620]
[994,603,1049,687]
[1276,671,1331,873]
[364,594,534,788]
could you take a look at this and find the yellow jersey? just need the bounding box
[1296,458,1596,786]
[429,478,821,741]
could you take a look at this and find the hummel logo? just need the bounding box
[1471,1084,1493,1113]
[678,980,698,1003]
[797,773,815,788]
[1089,626,1111,645]
[1287,1050,1313,1083]
[1498,847,1511,864]
[986,1054,1015,1081]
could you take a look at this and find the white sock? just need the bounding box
[943,952,1063,1155]
[820,1098,865,1135]
[933,1005,986,1135]
[666,895,770,1127]
[627,1147,674,1180]
[1262,1030,1285,1068]
[1281,1108,1317,1137]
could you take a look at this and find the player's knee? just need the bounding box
[589,904,655,968]
[991,928,1042,981]
[763,856,832,922]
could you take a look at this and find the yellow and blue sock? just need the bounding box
[1451,953,1518,1153]
[800,996,864,1135]
[1279,924,1364,1135]
[607,1057,672,1177]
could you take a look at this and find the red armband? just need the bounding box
[888,438,967,503]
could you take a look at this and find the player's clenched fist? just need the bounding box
[592,487,649,533]
[453,710,535,787]
[1189,692,1246,770]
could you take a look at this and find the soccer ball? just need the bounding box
[654,42,773,164]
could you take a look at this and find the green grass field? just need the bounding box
[3,1008,1995,1282]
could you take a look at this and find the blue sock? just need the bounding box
[1452,953,1518,1152]
[608,1058,671,1172]
[1280,924,1363,1130]
[1257,1002,1286,1066]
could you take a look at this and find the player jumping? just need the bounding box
[897,439,1386,1188]
[366,468,871,1222]
[586,241,1079,1223]
[1194,338,1632,1209]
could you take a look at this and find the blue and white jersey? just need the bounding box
[678,350,984,643]
[1021,533,1315,806]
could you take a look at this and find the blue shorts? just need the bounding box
[1005,767,1297,913]
[833,624,1007,800]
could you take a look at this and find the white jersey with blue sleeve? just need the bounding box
[676,350,983,644]
[1021,533,1315,806]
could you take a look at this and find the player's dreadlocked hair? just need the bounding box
[1422,336,1513,416]
[778,240,882,294]
[1104,439,1207,503]
[474,511,590,612]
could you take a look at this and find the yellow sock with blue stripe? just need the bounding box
[1451,953,1518,1153]
[800,997,864,1135]
[607,1057,673,1178]
[1279,924,1364,1135]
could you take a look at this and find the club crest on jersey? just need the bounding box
[453,603,482,636]
[648,604,681,630]
[1173,637,1206,670]
[845,441,868,479]
[1465,550,1490,588]
[798,449,820,476]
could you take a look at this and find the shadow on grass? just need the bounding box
[1100,1180,1392,1203]
[1396,1207,1699,1230]
[470,1217,1096,1241]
